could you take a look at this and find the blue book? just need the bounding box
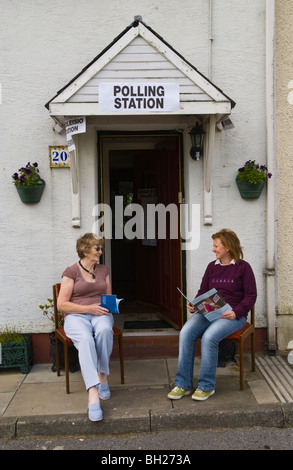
[101,295,123,314]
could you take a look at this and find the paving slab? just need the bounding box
[1,355,293,438]
[0,369,26,392]
[4,381,87,417]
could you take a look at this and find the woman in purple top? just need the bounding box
[168,228,257,401]
[58,233,113,422]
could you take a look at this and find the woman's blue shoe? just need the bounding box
[99,382,111,400]
[88,402,103,421]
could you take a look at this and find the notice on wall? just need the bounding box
[99,83,180,112]
[65,116,86,152]
[49,146,70,167]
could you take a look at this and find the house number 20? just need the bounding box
[49,146,70,167]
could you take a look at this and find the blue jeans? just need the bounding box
[64,313,114,391]
[175,313,246,391]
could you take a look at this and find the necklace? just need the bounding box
[79,260,96,279]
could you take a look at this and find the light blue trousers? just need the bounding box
[175,313,246,391]
[64,313,114,391]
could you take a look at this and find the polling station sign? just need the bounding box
[65,116,86,152]
[99,83,180,112]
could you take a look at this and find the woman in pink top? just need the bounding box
[57,233,113,422]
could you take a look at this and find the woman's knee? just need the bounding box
[201,328,219,350]
[94,319,113,339]
[95,326,113,342]
[93,315,113,336]
[180,315,204,342]
[179,321,193,343]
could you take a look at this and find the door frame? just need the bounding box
[97,131,187,327]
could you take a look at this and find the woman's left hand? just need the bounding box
[221,310,236,320]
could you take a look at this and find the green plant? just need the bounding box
[12,162,40,186]
[237,160,272,184]
[39,298,64,329]
[0,329,24,346]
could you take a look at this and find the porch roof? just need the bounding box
[45,17,235,119]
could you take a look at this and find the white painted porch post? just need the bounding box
[203,115,216,225]
[70,135,81,227]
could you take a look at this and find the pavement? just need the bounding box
[1,353,293,439]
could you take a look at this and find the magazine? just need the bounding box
[101,295,123,314]
[177,287,232,322]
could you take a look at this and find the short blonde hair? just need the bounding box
[76,233,104,259]
[212,228,243,264]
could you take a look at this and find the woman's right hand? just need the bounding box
[187,302,196,313]
[88,303,110,316]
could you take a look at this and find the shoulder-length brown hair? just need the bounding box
[212,228,243,264]
[76,233,104,259]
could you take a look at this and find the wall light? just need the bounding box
[189,123,205,160]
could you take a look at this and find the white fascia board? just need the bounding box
[48,101,231,116]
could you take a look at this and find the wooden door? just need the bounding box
[134,136,183,328]
[155,138,182,328]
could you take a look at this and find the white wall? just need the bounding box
[0,0,269,333]
[184,0,268,326]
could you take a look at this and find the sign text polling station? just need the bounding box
[99,83,180,112]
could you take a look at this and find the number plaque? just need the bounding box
[49,146,70,167]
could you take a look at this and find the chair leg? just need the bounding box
[118,334,125,384]
[63,342,70,394]
[251,332,256,372]
[55,336,61,377]
[239,340,244,391]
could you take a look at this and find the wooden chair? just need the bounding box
[224,306,255,390]
[53,283,124,394]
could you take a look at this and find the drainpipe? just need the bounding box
[265,0,277,353]
[203,0,214,226]
[208,0,213,81]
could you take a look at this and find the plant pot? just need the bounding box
[0,334,33,373]
[236,179,265,199]
[16,178,45,203]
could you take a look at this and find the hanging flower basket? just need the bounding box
[236,160,272,199]
[12,162,45,203]
[16,178,45,203]
[236,179,265,199]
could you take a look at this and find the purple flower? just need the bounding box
[237,159,272,183]
[12,161,40,186]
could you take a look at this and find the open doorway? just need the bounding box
[101,133,184,330]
